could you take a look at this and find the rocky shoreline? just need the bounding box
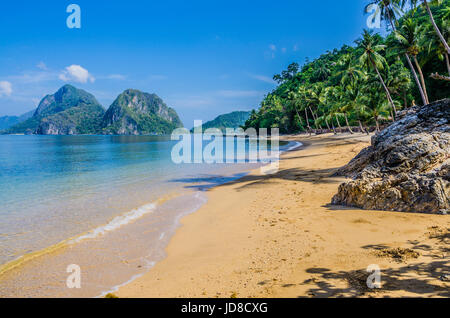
[332,99,449,214]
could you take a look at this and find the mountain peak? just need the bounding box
[102,89,183,135]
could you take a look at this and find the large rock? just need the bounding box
[332,99,449,214]
[6,85,105,135]
[102,89,183,135]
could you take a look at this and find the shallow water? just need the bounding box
[0,135,298,297]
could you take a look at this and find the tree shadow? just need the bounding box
[169,166,344,191]
[300,260,450,298]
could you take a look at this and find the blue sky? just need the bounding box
[0,0,380,127]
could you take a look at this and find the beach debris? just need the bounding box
[375,247,420,262]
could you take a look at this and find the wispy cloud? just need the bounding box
[36,61,48,70]
[59,65,95,83]
[9,71,58,84]
[98,74,127,80]
[217,90,264,98]
[147,75,168,81]
[0,81,13,97]
[249,74,275,84]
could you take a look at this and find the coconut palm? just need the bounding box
[368,0,428,105]
[357,30,398,117]
[392,18,429,103]
[401,0,450,54]
[422,14,450,76]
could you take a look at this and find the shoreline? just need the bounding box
[0,140,298,297]
[117,133,449,298]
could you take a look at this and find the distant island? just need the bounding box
[1,85,183,135]
[191,111,251,133]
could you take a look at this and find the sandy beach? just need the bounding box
[116,133,449,298]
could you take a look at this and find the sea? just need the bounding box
[0,135,301,297]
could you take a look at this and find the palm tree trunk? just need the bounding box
[335,114,342,133]
[375,117,380,132]
[331,121,337,135]
[344,114,353,134]
[405,54,428,105]
[294,106,303,129]
[304,109,311,136]
[413,56,429,104]
[325,117,331,131]
[372,60,397,118]
[308,107,318,127]
[358,120,365,134]
[445,53,450,77]
[423,0,450,55]
[385,3,427,106]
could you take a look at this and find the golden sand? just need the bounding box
[117,134,449,298]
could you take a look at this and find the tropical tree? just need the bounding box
[392,18,430,103]
[357,30,398,117]
[368,0,428,105]
[422,13,450,76]
[401,0,450,54]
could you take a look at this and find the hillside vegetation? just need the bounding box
[192,111,251,132]
[245,0,450,134]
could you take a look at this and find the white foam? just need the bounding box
[284,141,303,152]
[70,202,157,243]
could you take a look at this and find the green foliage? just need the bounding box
[244,0,450,133]
[191,111,251,133]
[102,89,183,135]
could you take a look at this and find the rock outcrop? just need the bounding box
[102,89,183,135]
[332,99,449,214]
[7,85,105,135]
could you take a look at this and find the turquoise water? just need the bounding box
[0,135,300,297]
[0,135,291,268]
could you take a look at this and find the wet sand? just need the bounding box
[117,133,449,298]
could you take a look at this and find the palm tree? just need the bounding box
[393,18,429,103]
[368,0,428,105]
[359,85,392,132]
[422,14,450,76]
[357,30,398,117]
[402,0,450,54]
[287,91,305,131]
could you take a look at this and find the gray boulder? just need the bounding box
[332,99,449,214]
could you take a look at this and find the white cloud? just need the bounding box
[36,61,48,70]
[0,81,12,97]
[59,65,95,83]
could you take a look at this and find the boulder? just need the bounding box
[332,99,449,214]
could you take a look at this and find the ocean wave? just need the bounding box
[70,202,158,243]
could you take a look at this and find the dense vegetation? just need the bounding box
[191,111,251,133]
[244,0,450,134]
[102,89,183,135]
